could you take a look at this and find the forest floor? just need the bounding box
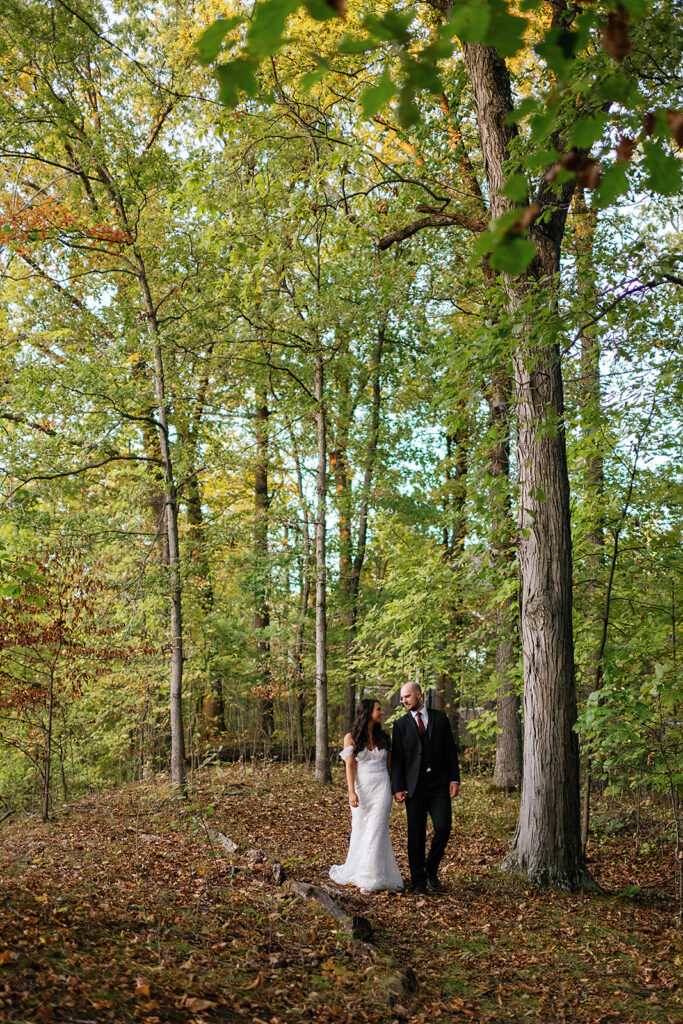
[0,763,681,1024]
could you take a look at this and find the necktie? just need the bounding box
[416,712,426,734]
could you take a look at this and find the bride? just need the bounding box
[329,699,404,893]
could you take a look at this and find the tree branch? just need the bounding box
[376,211,485,250]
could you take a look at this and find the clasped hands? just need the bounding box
[393,782,460,803]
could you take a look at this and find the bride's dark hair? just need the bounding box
[351,699,391,756]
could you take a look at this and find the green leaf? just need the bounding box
[619,0,649,16]
[403,56,442,94]
[364,10,414,44]
[337,33,380,54]
[196,17,244,66]
[524,148,561,170]
[398,83,420,127]
[304,0,338,20]
[594,162,629,207]
[530,102,562,142]
[535,28,582,75]
[448,3,490,43]
[489,237,536,274]
[502,173,529,202]
[506,97,539,125]
[596,72,631,105]
[300,61,329,92]
[360,73,396,117]
[484,7,526,58]
[471,231,495,261]
[215,59,260,107]
[247,0,299,57]
[567,115,608,149]
[643,141,682,196]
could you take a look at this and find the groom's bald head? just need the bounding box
[400,682,423,710]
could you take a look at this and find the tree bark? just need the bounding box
[573,190,606,853]
[314,353,331,782]
[254,395,273,739]
[486,373,522,790]
[184,371,227,734]
[329,443,355,732]
[462,39,587,887]
[331,326,385,733]
[136,259,186,795]
[291,441,312,761]
[42,664,56,823]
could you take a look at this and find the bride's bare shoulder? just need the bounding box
[343,732,353,748]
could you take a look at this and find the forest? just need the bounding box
[0,1,682,1021]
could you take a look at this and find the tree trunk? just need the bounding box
[486,373,522,790]
[491,600,522,789]
[462,38,587,887]
[438,420,468,730]
[314,353,331,782]
[254,396,273,739]
[501,303,584,886]
[292,445,312,761]
[42,665,56,823]
[329,444,355,732]
[136,256,186,795]
[573,190,605,853]
[184,359,226,734]
[336,325,385,733]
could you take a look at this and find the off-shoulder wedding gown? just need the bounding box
[329,746,404,892]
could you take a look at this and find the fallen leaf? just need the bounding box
[666,109,683,147]
[616,136,635,163]
[511,203,540,233]
[183,996,215,1011]
[603,6,632,61]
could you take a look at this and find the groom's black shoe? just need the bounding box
[425,873,445,892]
[412,883,428,895]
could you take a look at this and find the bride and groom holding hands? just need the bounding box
[330,682,461,895]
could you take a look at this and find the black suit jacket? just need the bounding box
[391,707,460,798]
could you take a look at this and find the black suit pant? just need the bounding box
[405,774,452,887]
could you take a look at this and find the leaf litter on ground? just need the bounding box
[0,763,681,1024]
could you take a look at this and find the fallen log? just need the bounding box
[285,880,373,941]
[207,829,239,855]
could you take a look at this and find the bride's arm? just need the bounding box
[342,732,359,807]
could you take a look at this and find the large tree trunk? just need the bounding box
[136,259,186,795]
[254,395,273,739]
[291,442,312,761]
[437,421,468,729]
[184,374,226,734]
[572,191,605,851]
[314,353,331,782]
[462,38,587,887]
[329,444,355,732]
[486,373,522,790]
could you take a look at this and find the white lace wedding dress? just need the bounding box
[329,746,404,892]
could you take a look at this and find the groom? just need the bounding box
[391,682,460,894]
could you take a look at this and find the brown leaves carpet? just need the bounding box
[0,764,680,1024]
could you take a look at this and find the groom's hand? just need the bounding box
[394,791,407,803]
[450,782,460,799]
